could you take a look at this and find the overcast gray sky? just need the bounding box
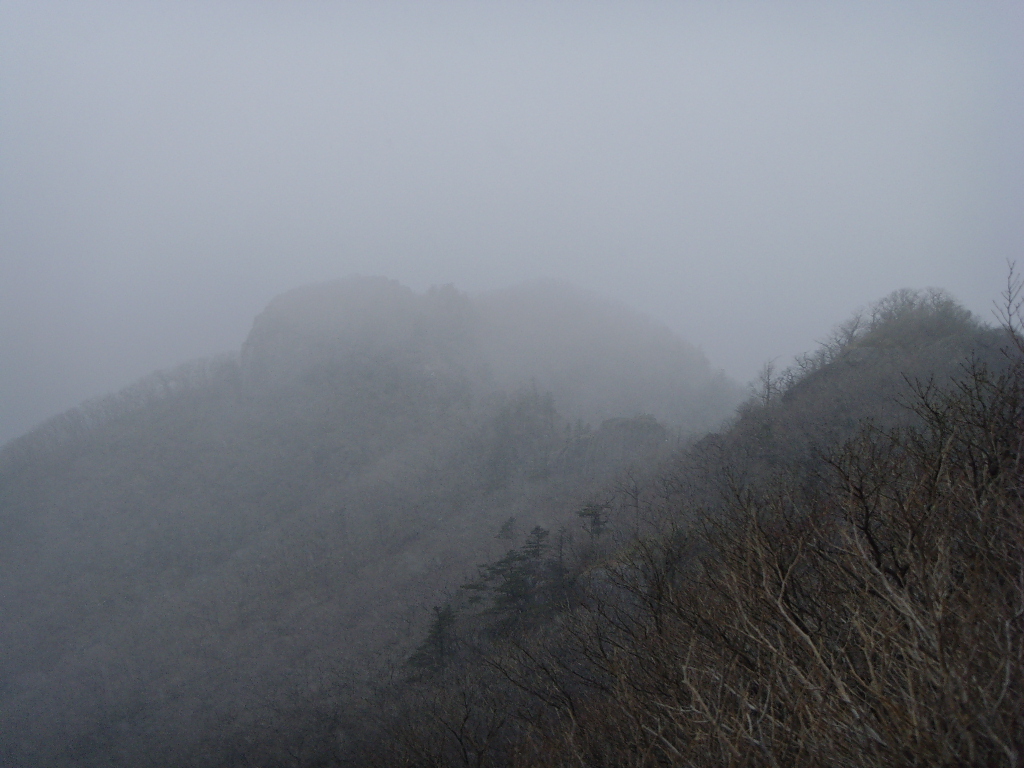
[2,1,1021,445]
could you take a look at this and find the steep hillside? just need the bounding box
[334,288,1021,768]
[689,288,1006,494]
[0,278,738,767]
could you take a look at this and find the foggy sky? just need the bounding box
[2,1,1022,446]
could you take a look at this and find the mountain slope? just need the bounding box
[342,288,1020,768]
[0,278,738,767]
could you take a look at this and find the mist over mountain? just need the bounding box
[0,278,1015,767]
[477,281,736,432]
[3,2,1020,763]
[237,277,735,429]
[0,278,738,767]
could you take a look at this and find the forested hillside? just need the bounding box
[0,278,738,767]
[333,287,1021,767]
[0,280,1016,767]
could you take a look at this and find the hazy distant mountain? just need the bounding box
[0,277,740,767]
[238,277,738,429]
[476,281,738,431]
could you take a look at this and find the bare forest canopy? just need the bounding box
[0,277,1017,768]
